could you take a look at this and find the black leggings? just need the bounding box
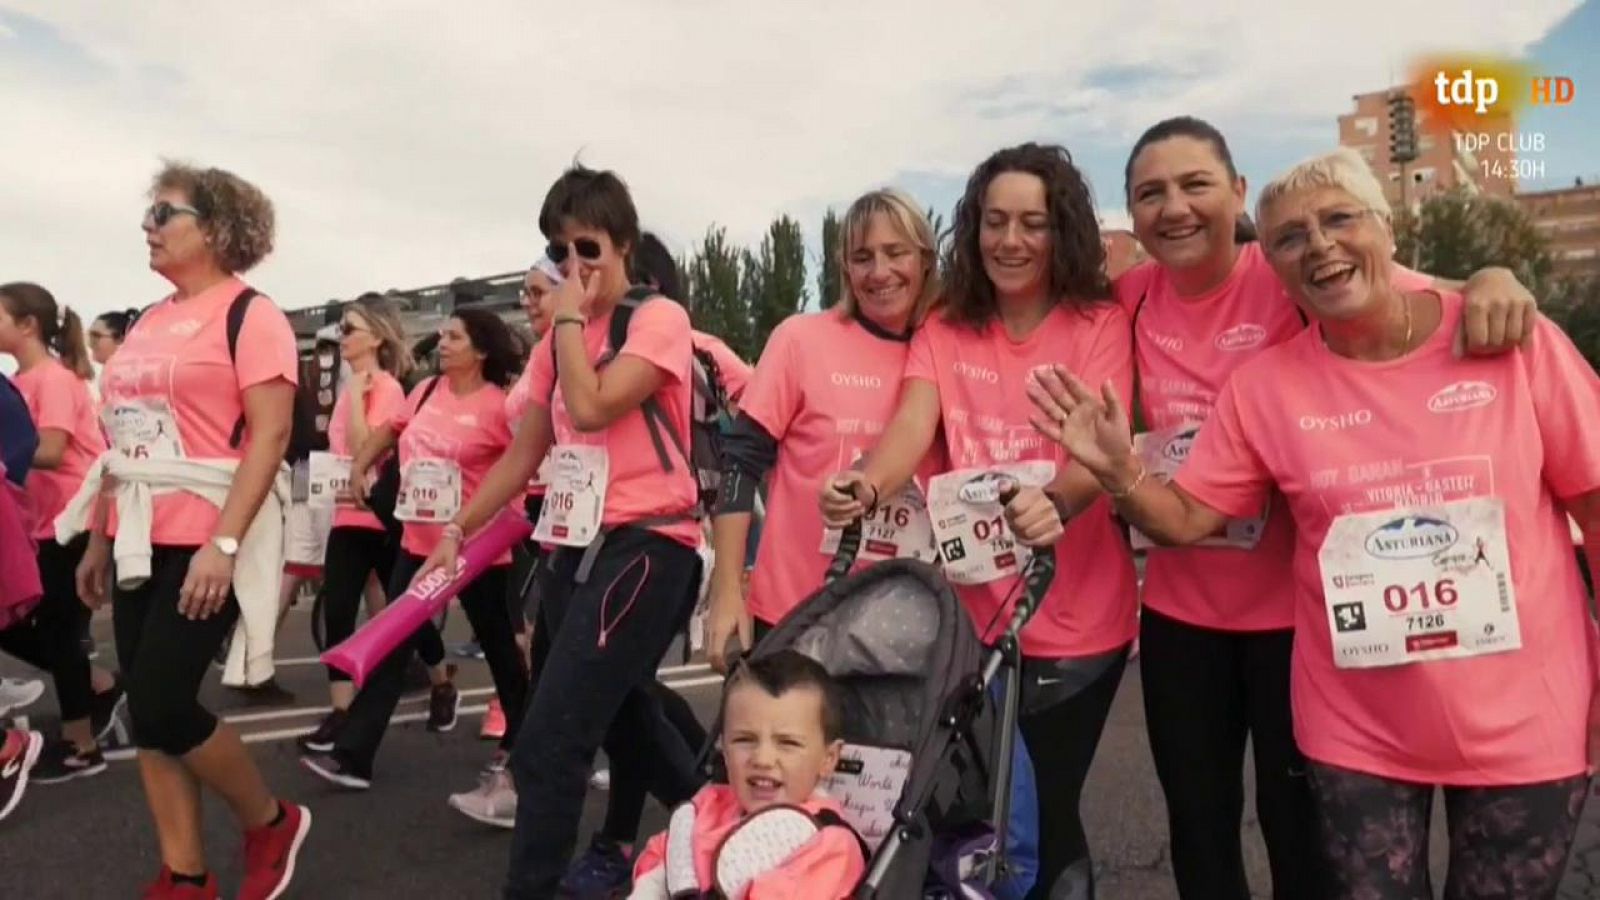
[113,546,241,755]
[319,525,406,683]
[1140,609,1314,900]
[1018,645,1129,900]
[0,536,94,723]
[333,553,524,769]
[505,527,703,898]
[1309,760,1589,899]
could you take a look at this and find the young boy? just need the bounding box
[629,650,866,899]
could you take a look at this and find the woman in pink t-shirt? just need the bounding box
[296,294,417,753]
[73,163,310,899]
[303,309,525,800]
[0,282,123,784]
[1116,117,1539,900]
[821,145,1138,898]
[708,188,940,667]
[1036,148,1600,899]
[426,164,704,896]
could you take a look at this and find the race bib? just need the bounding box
[821,481,938,564]
[104,403,184,460]
[927,461,1056,585]
[533,445,609,547]
[395,458,462,522]
[1318,496,1520,670]
[1129,423,1266,550]
[307,451,355,510]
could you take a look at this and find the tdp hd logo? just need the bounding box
[1364,516,1460,560]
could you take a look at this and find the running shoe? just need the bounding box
[447,766,517,829]
[296,708,349,754]
[558,835,633,898]
[427,682,461,733]
[0,677,45,717]
[0,729,44,822]
[452,640,486,660]
[239,801,312,900]
[89,679,126,743]
[479,697,506,741]
[300,750,371,791]
[589,768,611,791]
[30,739,107,784]
[139,867,219,899]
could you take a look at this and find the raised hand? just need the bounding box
[1026,365,1134,481]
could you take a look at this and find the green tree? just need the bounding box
[685,226,751,358]
[746,215,808,356]
[1393,188,1557,300]
[817,208,841,309]
[1547,276,1600,372]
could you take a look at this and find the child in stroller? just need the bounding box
[628,650,867,898]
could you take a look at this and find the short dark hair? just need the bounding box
[723,650,842,742]
[1123,117,1254,246]
[538,163,641,259]
[450,308,520,388]
[94,308,141,341]
[633,232,685,305]
[942,142,1111,327]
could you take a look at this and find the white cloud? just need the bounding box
[0,0,1577,317]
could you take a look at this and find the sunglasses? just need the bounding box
[545,238,603,265]
[339,322,369,337]
[144,200,201,229]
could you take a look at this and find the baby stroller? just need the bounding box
[724,521,1054,899]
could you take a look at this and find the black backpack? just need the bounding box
[364,375,442,532]
[554,286,731,518]
[225,288,324,463]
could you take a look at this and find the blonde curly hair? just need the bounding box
[150,161,276,273]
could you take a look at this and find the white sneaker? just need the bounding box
[448,768,517,828]
[589,768,611,791]
[0,679,45,717]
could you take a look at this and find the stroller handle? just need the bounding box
[824,520,864,585]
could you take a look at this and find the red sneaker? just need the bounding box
[140,867,219,899]
[238,802,312,900]
[479,697,506,741]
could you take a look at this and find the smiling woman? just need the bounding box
[1034,147,1600,900]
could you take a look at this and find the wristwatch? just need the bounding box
[211,536,241,558]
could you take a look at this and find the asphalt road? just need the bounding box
[4,598,1598,898]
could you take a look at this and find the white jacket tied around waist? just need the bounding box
[56,454,291,687]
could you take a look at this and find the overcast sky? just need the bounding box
[1,1,1591,323]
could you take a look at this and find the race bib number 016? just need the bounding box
[395,458,462,522]
[307,451,356,509]
[1318,496,1520,670]
[927,461,1056,585]
[533,445,609,547]
[820,481,938,563]
[1129,423,1266,551]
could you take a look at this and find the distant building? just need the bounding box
[1516,179,1600,283]
[1337,87,1516,212]
[1103,229,1147,280]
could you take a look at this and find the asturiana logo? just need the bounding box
[1214,323,1266,351]
[1364,516,1460,560]
[958,471,1008,504]
[1161,427,1199,464]
[1427,381,1497,414]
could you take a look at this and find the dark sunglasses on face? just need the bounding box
[144,200,201,228]
[339,322,369,337]
[545,238,603,264]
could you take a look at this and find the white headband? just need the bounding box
[531,255,565,285]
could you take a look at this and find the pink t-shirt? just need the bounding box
[1117,248,1435,632]
[328,371,407,532]
[740,312,939,626]
[100,278,298,546]
[14,358,107,540]
[392,378,512,559]
[1176,292,1600,784]
[524,297,700,548]
[692,330,752,403]
[905,304,1139,658]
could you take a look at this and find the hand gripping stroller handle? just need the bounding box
[824,520,864,585]
[998,480,1055,625]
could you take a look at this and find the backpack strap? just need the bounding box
[416,374,442,408]
[812,809,873,868]
[226,288,262,449]
[603,287,688,477]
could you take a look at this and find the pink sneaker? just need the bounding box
[480,697,506,741]
[238,801,311,900]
